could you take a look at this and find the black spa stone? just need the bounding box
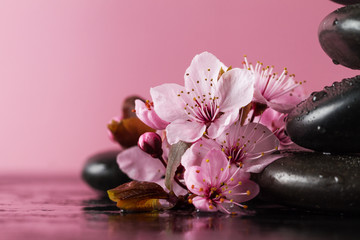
[253,151,360,212]
[318,4,360,69]
[331,0,360,5]
[82,150,131,192]
[286,76,360,153]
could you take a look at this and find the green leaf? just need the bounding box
[165,141,191,191]
[107,181,169,212]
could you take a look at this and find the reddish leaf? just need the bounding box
[107,117,155,148]
[107,181,169,212]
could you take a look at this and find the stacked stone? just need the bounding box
[255,1,360,213]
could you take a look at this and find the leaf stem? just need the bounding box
[158,155,167,168]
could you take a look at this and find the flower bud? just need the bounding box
[138,132,163,158]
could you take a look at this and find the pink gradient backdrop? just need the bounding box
[0,0,358,175]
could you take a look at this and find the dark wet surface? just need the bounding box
[1,175,360,240]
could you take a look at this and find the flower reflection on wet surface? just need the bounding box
[1,175,360,240]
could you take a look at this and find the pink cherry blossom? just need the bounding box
[135,99,169,130]
[243,57,305,113]
[182,121,280,173]
[151,52,254,145]
[259,108,304,150]
[184,148,259,213]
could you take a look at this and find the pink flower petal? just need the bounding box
[216,122,278,155]
[266,79,307,113]
[184,52,226,97]
[192,196,218,212]
[166,119,206,145]
[154,178,187,196]
[135,100,169,130]
[116,146,165,182]
[151,83,189,122]
[184,166,207,195]
[181,138,218,170]
[252,87,267,105]
[201,148,229,186]
[242,123,279,155]
[242,154,282,173]
[217,68,254,112]
[258,108,280,130]
[227,179,260,203]
[207,110,239,139]
[266,100,297,113]
[245,58,307,113]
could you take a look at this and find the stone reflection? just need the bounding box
[82,195,239,237]
[82,195,360,240]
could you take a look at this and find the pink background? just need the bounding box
[0,0,358,175]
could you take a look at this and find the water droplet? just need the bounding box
[334,176,339,183]
[312,91,327,102]
[344,79,354,86]
[317,125,326,134]
[333,18,338,26]
[332,82,340,88]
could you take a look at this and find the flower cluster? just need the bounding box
[109,52,306,213]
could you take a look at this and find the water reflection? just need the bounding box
[4,176,360,240]
[82,196,360,240]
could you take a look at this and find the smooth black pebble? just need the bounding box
[319,4,360,69]
[82,150,131,192]
[331,0,360,5]
[253,151,360,212]
[286,76,360,153]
